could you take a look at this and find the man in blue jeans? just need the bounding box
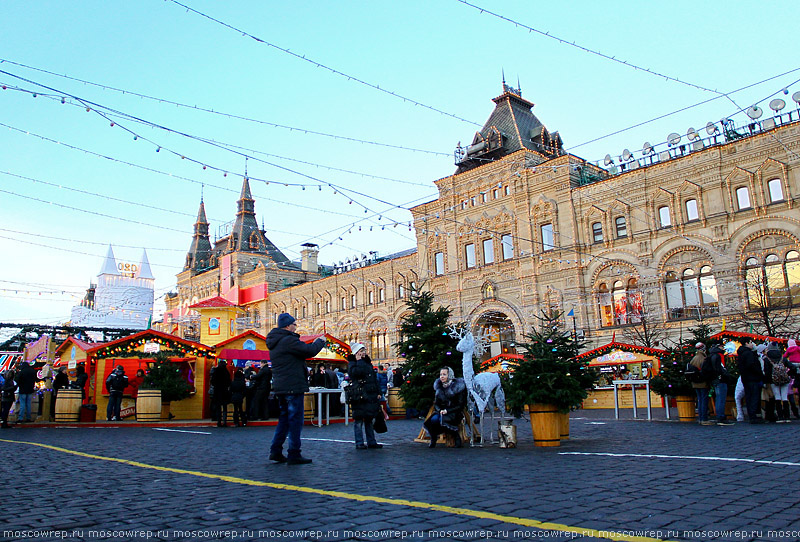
[266,313,325,465]
[15,361,38,423]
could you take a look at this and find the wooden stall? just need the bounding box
[576,341,666,410]
[55,330,215,420]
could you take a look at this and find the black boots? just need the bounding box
[428,432,438,448]
[453,431,463,448]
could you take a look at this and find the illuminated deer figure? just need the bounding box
[450,325,506,444]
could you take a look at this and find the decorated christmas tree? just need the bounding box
[395,290,460,413]
[505,312,597,413]
[650,323,715,397]
[141,351,192,403]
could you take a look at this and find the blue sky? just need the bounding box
[2,0,799,329]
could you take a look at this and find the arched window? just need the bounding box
[658,206,671,228]
[666,266,719,320]
[746,251,800,309]
[685,199,699,221]
[736,186,751,210]
[598,283,613,327]
[598,279,641,327]
[592,222,603,243]
[615,216,627,238]
[767,178,784,203]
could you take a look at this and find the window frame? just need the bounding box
[541,223,555,251]
[685,199,699,222]
[434,251,445,276]
[591,222,604,244]
[658,206,671,228]
[735,186,751,210]
[501,234,514,260]
[465,243,476,269]
[482,238,495,265]
[615,216,627,238]
[767,178,784,203]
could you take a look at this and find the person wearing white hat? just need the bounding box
[346,343,383,450]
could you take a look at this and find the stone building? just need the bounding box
[169,84,800,363]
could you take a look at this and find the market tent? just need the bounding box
[299,333,350,366]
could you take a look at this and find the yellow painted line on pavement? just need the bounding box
[0,438,676,542]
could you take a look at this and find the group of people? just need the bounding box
[0,361,91,428]
[690,338,800,425]
[735,338,800,424]
[208,360,273,428]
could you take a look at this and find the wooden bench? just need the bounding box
[414,405,476,447]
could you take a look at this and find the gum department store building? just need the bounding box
[164,85,800,364]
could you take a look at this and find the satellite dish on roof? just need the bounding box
[793,91,800,105]
[622,149,633,161]
[642,142,653,155]
[746,105,763,119]
[667,133,681,146]
[769,98,786,113]
[687,127,698,141]
[705,122,719,135]
[603,154,614,166]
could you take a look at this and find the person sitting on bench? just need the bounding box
[423,366,467,448]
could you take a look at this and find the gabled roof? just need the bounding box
[575,341,669,361]
[55,336,100,356]
[87,329,213,356]
[214,330,266,348]
[189,296,237,309]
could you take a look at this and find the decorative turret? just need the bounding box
[185,198,213,272]
[454,81,564,173]
[228,177,268,254]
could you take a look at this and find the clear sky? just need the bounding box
[2,0,799,333]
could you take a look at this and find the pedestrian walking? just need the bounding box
[1,370,18,428]
[347,343,383,450]
[267,313,325,465]
[15,361,38,423]
[230,369,248,427]
[105,365,128,421]
[211,360,232,427]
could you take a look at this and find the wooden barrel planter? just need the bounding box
[528,404,560,447]
[675,395,696,422]
[54,389,82,423]
[559,411,569,440]
[136,390,162,422]
[387,388,405,416]
[725,396,736,419]
[304,393,315,421]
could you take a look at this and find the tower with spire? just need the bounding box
[184,197,212,272]
[70,245,155,329]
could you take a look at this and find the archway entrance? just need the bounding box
[474,311,517,363]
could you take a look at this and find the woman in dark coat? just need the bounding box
[211,360,232,427]
[1,370,18,428]
[229,369,247,427]
[423,366,467,448]
[51,367,70,419]
[346,343,382,449]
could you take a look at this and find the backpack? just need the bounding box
[685,363,706,383]
[772,361,791,385]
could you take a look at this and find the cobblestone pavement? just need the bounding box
[2,410,800,542]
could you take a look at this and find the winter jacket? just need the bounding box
[266,328,325,395]
[376,371,388,395]
[53,371,70,394]
[347,354,381,420]
[106,371,129,395]
[210,363,232,403]
[426,377,467,432]
[736,344,763,383]
[708,345,729,384]
[1,378,18,402]
[230,374,246,404]
[689,351,708,389]
[785,345,800,364]
[252,366,272,392]
[15,364,37,394]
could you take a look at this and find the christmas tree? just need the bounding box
[505,312,597,413]
[395,290,460,413]
[650,323,715,397]
[141,351,192,403]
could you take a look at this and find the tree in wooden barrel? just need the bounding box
[505,312,596,447]
[650,324,714,422]
[394,290,462,418]
[140,351,192,421]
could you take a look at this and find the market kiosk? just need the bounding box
[576,341,667,410]
[54,330,215,420]
[299,333,351,424]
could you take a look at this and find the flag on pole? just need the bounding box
[567,308,574,317]
[146,315,152,329]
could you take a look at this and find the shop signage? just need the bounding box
[144,342,160,354]
[596,350,637,363]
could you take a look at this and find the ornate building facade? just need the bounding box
[168,85,800,363]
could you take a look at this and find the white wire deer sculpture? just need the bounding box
[449,324,506,444]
